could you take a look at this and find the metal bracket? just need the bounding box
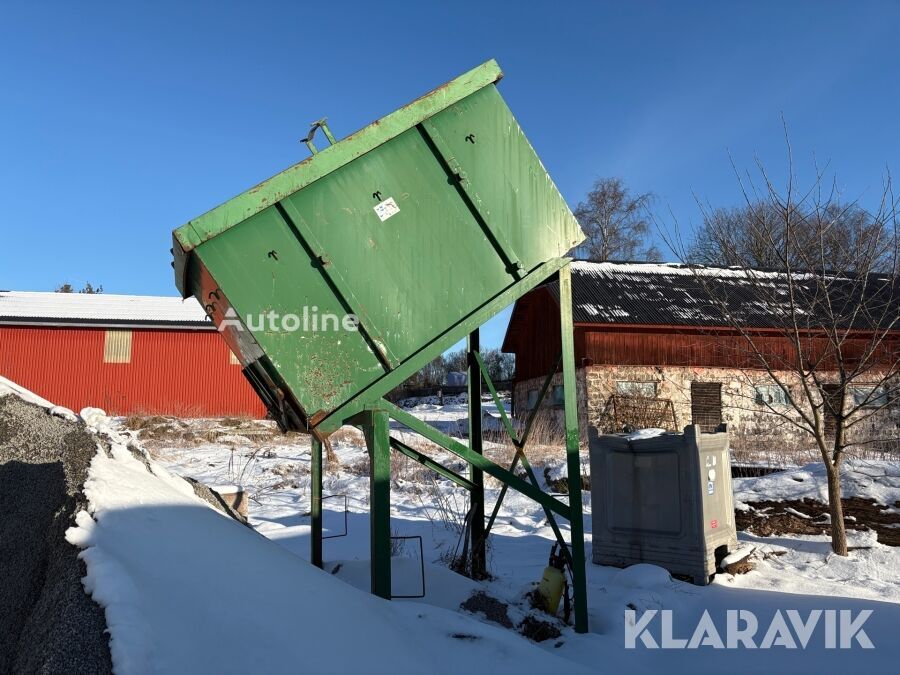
[389,535,426,599]
[321,493,348,539]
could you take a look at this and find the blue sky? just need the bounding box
[2,1,898,349]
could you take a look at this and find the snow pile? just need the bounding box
[0,374,56,407]
[727,530,900,604]
[65,439,585,674]
[623,428,667,441]
[734,460,900,507]
[0,378,105,427]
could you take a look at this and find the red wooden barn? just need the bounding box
[503,261,900,445]
[0,291,265,417]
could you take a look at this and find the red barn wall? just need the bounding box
[0,325,266,417]
[506,287,899,383]
[579,327,898,370]
[504,289,564,382]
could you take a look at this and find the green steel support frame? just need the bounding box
[310,438,323,568]
[311,265,589,633]
[363,409,392,599]
[558,265,588,631]
[472,349,574,569]
[467,329,487,580]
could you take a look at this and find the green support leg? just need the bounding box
[467,329,486,579]
[364,409,392,599]
[559,264,589,633]
[311,437,323,569]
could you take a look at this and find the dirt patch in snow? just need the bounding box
[736,497,900,546]
[0,394,112,674]
[460,591,513,628]
[723,557,756,575]
[518,615,562,642]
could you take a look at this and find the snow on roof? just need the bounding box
[0,291,211,327]
[553,260,900,329]
[571,260,813,279]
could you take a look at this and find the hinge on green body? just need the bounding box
[418,119,525,280]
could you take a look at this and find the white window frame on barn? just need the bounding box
[615,381,656,397]
[103,330,132,364]
[755,384,788,407]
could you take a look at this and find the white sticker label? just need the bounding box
[373,197,400,222]
[707,481,715,495]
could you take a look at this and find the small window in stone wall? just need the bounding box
[850,384,890,409]
[755,384,788,407]
[526,389,539,410]
[615,381,656,397]
[550,384,565,407]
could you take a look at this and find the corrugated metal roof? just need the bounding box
[0,291,211,327]
[547,261,900,329]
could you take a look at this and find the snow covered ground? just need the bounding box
[120,397,900,673]
[9,374,896,673]
[65,440,588,674]
[734,459,900,508]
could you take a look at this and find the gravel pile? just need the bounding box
[0,394,113,674]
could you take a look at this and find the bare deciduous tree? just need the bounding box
[670,146,899,556]
[689,200,891,272]
[574,177,660,262]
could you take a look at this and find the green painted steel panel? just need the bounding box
[278,126,512,365]
[423,85,579,269]
[197,207,386,417]
[172,59,584,434]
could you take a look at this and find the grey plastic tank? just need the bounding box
[589,424,738,584]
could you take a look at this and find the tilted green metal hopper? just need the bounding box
[173,59,583,436]
[173,59,591,632]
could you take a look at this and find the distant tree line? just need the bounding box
[405,347,515,389]
[571,176,892,273]
[55,282,104,294]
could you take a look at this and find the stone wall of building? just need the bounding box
[511,369,591,444]
[514,365,900,455]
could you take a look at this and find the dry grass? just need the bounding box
[341,449,438,486]
[730,426,900,467]
[122,414,171,431]
[328,426,365,446]
[480,414,575,487]
[411,472,470,537]
[122,415,298,449]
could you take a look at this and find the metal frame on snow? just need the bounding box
[308,264,588,633]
